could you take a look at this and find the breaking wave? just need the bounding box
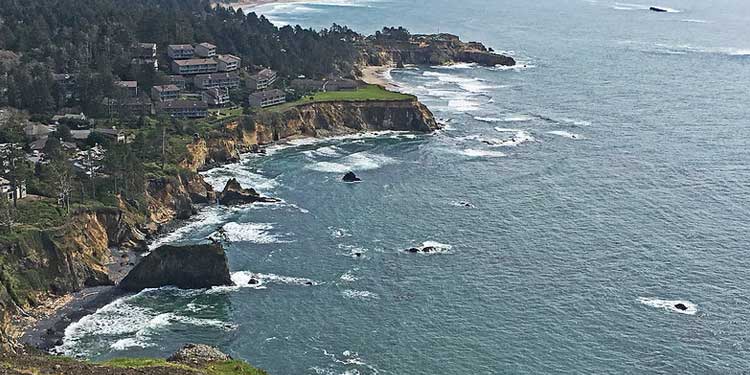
[215,222,293,244]
[307,152,398,173]
[639,297,697,315]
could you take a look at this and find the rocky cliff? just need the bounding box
[0,206,148,351]
[361,33,516,67]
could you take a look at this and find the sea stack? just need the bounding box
[218,178,278,205]
[118,244,234,292]
[343,172,362,183]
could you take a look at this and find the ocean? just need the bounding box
[57,0,750,373]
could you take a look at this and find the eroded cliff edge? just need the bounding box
[0,98,438,351]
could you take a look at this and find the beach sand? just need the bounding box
[360,65,401,91]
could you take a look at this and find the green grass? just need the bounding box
[267,84,415,112]
[99,358,268,375]
[100,358,197,371]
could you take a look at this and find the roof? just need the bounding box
[256,68,276,79]
[115,80,137,88]
[94,128,125,136]
[198,42,216,49]
[173,58,217,66]
[194,72,239,81]
[29,137,48,151]
[159,100,208,110]
[217,54,241,64]
[203,87,229,98]
[0,177,10,185]
[70,130,91,140]
[152,84,180,92]
[250,89,286,100]
[168,44,194,50]
[168,75,186,81]
[138,42,156,49]
[24,124,52,137]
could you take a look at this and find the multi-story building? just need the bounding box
[248,89,286,108]
[0,177,26,201]
[193,72,240,90]
[168,75,187,90]
[171,58,218,75]
[134,43,157,58]
[216,54,241,72]
[246,68,277,91]
[202,87,231,107]
[158,100,208,118]
[115,80,138,97]
[168,44,195,60]
[151,84,181,102]
[195,42,217,58]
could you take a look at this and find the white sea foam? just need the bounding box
[303,145,343,159]
[501,115,534,122]
[329,226,352,239]
[338,244,368,259]
[339,269,358,282]
[307,152,397,173]
[148,206,228,250]
[547,130,584,140]
[474,116,504,123]
[680,19,708,24]
[228,271,318,290]
[639,297,697,315]
[342,289,379,300]
[613,2,681,12]
[201,162,278,193]
[216,222,292,244]
[559,118,592,126]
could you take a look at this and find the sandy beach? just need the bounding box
[360,65,401,91]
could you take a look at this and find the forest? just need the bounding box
[0,0,362,115]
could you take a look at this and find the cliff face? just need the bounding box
[362,33,516,67]
[0,207,147,351]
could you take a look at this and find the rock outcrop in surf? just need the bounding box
[218,178,278,206]
[342,172,362,182]
[118,244,233,292]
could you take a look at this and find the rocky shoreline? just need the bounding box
[12,96,440,356]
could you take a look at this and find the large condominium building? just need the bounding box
[168,44,195,60]
[134,43,157,58]
[216,54,241,72]
[114,80,138,97]
[248,89,286,108]
[158,100,208,118]
[246,68,277,91]
[193,72,240,90]
[151,84,181,102]
[202,87,231,107]
[195,42,217,58]
[171,58,218,75]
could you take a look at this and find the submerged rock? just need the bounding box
[118,244,233,292]
[167,343,232,366]
[218,178,278,206]
[674,303,688,311]
[343,172,362,183]
[649,6,668,12]
[406,247,420,253]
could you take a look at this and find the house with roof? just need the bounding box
[93,127,129,143]
[246,69,278,91]
[0,177,26,201]
[168,44,195,60]
[115,80,139,97]
[158,100,208,118]
[202,87,231,107]
[171,58,219,75]
[168,75,188,90]
[24,123,54,139]
[248,89,286,108]
[195,42,217,58]
[194,72,240,90]
[134,43,157,58]
[216,54,241,72]
[151,84,181,102]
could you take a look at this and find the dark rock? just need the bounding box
[167,343,232,366]
[354,252,363,257]
[248,278,259,285]
[218,178,278,206]
[343,172,362,183]
[422,246,436,253]
[649,6,668,12]
[118,244,233,292]
[406,247,420,253]
[305,281,313,286]
[674,303,688,311]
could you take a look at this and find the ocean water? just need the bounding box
[58,0,750,373]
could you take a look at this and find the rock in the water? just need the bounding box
[674,303,688,311]
[219,178,278,206]
[422,246,436,253]
[248,278,259,285]
[649,6,668,12]
[406,247,420,253]
[167,343,232,366]
[343,172,362,183]
[118,244,233,292]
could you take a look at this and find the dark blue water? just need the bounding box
[58,1,750,373]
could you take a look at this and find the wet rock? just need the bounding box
[248,278,259,285]
[674,303,688,311]
[422,246,436,253]
[218,178,278,206]
[343,172,362,183]
[167,343,232,366]
[406,247,420,253]
[649,6,668,12]
[118,244,233,292]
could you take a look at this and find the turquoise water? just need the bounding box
[59,1,750,373]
